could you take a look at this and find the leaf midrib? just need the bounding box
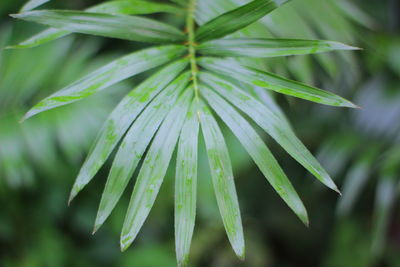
[186,0,200,114]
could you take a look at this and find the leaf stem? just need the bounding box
[186,0,199,105]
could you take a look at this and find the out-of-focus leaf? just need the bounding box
[120,90,193,251]
[199,72,339,192]
[198,100,244,259]
[0,31,118,187]
[288,56,314,84]
[202,86,308,225]
[20,0,50,12]
[10,1,182,49]
[198,57,358,108]
[336,146,379,217]
[23,45,187,120]
[370,146,400,257]
[94,72,191,231]
[195,0,288,42]
[332,0,376,29]
[380,145,400,177]
[198,38,358,58]
[316,133,360,178]
[11,10,185,44]
[175,102,199,267]
[68,59,188,202]
[371,176,397,257]
[0,116,35,188]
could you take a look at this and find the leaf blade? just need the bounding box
[201,85,308,225]
[198,100,245,259]
[89,0,182,15]
[93,71,191,232]
[120,89,193,251]
[68,59,189,202]
[11,1,182,49]
[21,0,50,12]
[175,102,199,267]
[198,38,359,58]
[371,176,397,257]
[198,57,357,108]
[11,10,185,44]
[199,72,339,193]
[24,45,187,120]
[195,0,288,42]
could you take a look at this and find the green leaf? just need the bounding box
[198,100,244,259]
[7,28,73,50]
[68,59,188,202]
[175,102,199,267]
[380,145,400,177]
[198,57,358,108]
[371,176,397,257]
[93,71,191,232]
[120,90,193,251]
[89,0,182,15]
[10,1,183,49]
[199,72,339,193]
[23,45,187,120]
[201,85,308,225]
[333,0,377,30]
[197,38,359,58]
[20,0,50,12]
[195,0,288,42]
[336,146,379,217]
[11,10,185,44]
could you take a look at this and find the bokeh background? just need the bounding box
[1,0,399,266]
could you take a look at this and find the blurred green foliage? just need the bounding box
[1,0,399,266]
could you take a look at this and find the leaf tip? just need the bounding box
[68,187,79,205]
[325,178,342,195]
[300,211,309,227]
[19,116,26,124]
[92,212,106,234]
[120,236,132,252]
[93,213,107,235]
[332,184,342,195]
[21,109,40,122]
[5,44,27,50]
[324,178,341,195]
[354,104,363,109]
[237,250,245,261]
[332,41,362,51]
[350,46,363,51]
[232,241,245,261]
[341,100,361,109]
[67,197,73,207]
[92,225,99,235]
[177,255,189,267]
[9,13,22,19]
[120,231,138,252]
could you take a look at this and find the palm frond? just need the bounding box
[10,0,362,265]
